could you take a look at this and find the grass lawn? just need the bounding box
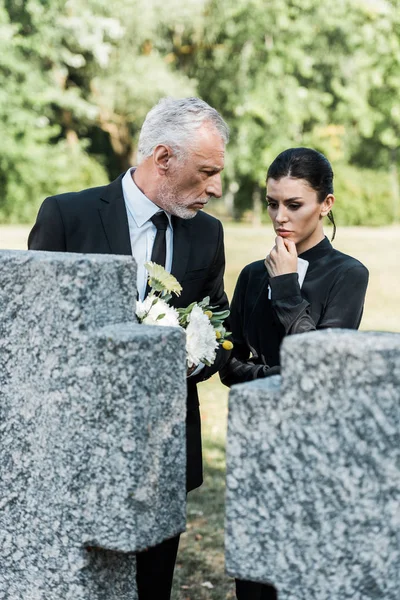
[1,223,399,599]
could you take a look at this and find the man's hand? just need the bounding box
[187,365,197,377]
[264,236,298,277]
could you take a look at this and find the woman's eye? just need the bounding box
[267,202,278,209]
[289,204,301,210]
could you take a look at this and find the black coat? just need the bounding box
[28,174,229,492]
[221,237,369,387]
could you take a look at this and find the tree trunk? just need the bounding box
[252,186,262,226]
[62,110,79,147]
[99,110,133,172]
[224,190,234,219]
[390,148,399,223]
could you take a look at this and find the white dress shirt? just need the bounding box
[122,167,173,300]
[122,167,204,377]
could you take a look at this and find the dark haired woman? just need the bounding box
[220,147,369,600]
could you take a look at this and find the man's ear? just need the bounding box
[153,144,173,175]
[320,193,335,217]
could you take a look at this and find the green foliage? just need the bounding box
[0,143,107,223]
[171,0,400,223]
[0,0,109,222]
[1,0,400,224]
[333,164,394,226]
[0,0,196,221]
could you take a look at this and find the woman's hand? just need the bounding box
[264,236,298,277]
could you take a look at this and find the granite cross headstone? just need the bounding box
[226,329,400,600]
[0,249,187,599]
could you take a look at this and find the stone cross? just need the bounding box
[0,250,187,599]
[226,329,400,600]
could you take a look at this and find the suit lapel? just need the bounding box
[171,216,191,286]
[98,174,132,255]
[99,179,192,279]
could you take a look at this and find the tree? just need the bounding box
[169,0,400,222]
[2,0,399,224]
[0,0,201,220]
[340,0,400,220]
[0,0,109,221]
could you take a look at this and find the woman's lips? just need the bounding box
[276,230,292,238]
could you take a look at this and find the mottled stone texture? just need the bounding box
[0,250,187,599]
[226,330,400,600]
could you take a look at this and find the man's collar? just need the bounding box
[122,167,172,228]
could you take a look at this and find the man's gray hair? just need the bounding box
[137,97,229,163]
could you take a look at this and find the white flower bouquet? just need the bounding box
[136,262,232,368]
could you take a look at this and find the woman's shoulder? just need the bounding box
[239,259,267,278]
[234,259,267,291]
[329,247,369,279]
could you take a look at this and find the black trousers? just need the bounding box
[136,534,180,600]
[235,579,278,600]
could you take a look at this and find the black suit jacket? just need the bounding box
[28,174,229,491]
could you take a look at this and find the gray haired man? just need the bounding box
[29,97,230,599]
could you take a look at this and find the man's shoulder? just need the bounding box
[190,210,222,231]
[47,175,123,210]
[48,182,110,207]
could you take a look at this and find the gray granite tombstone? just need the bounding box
[226,329,400,600]
[0,249,187,600]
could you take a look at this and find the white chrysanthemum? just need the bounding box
[135,295,156,320]
[186,305,219,367]
[142,297,180,328]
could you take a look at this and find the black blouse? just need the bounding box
[220,237,369,387]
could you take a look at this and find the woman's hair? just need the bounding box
[266,147,336,240]
[137,97,230,164]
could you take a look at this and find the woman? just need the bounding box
[221,147,369,599]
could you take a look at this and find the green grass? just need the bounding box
[173,378,232,599]
[1,223,399,599]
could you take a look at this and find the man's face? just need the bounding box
[157,125,225,219]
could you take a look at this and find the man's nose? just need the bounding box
[206,173,222,199]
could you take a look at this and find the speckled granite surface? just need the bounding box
[226,329,400,599]
[0,250,187,599]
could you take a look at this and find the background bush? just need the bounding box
[333,165,395,226]
[1,0,399,225]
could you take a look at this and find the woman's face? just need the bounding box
[266,176,333,254]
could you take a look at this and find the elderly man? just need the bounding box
[28,97,230,599]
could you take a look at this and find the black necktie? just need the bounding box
[145,211,169,296]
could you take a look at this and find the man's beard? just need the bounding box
[157,180,201,220]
